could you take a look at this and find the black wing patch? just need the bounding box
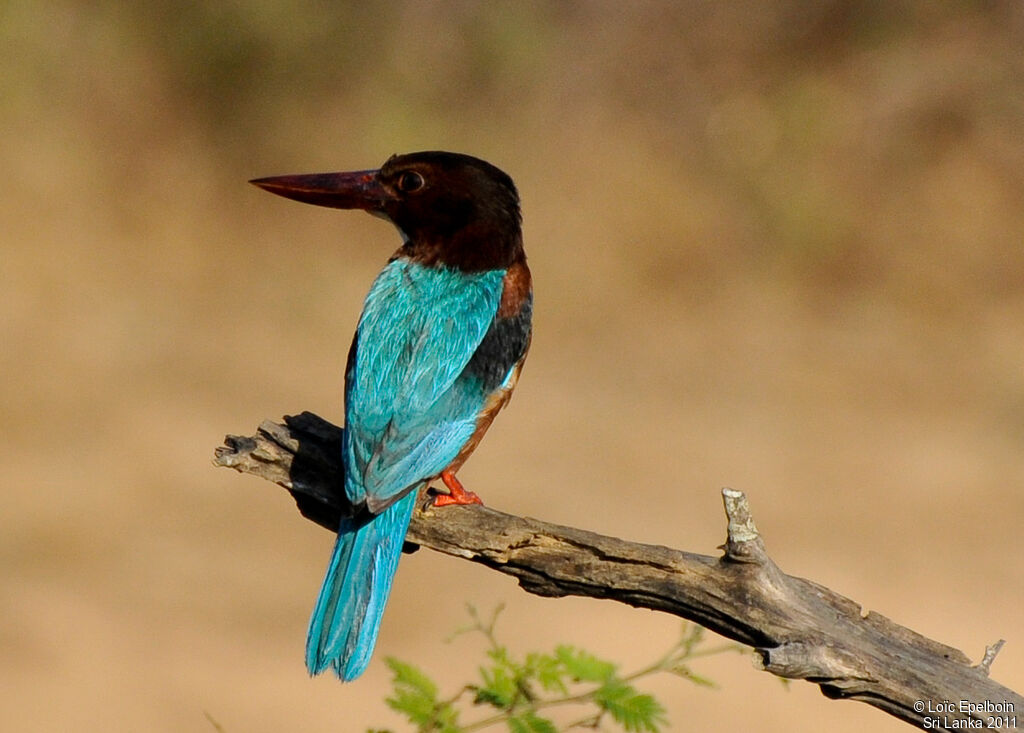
[464,293,533,392]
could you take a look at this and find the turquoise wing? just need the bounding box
[343,260,505,511]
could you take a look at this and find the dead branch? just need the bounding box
[214,411,1022,730]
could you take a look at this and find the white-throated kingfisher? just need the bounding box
[251,151,532,680]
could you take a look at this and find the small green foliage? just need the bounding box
[380,609,746,732]
[475,661,519,708]
[524,652,567,695]
[554,645,616,683]
[507,711,557,733]
[388,657,439,700]
[592,679,665,732]
[384,657,460,732]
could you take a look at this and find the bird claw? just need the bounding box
[433,470,484,506]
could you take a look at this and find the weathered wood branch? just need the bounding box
[214,412,1022,730]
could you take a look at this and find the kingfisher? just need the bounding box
[251,151,532,681]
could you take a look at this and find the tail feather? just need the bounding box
[306,491,418,680]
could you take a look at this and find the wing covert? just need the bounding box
[343,260,506,509]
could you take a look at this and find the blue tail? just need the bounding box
[305,490,418,680]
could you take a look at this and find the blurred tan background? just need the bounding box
[3,1,1023,730]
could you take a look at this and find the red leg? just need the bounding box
[433,470,483,507]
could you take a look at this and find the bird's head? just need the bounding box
[251,151,523,272]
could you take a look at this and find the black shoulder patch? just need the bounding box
[465,293,533,392]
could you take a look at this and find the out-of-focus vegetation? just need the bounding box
[379,608,743,733]
[2,2,1022,732]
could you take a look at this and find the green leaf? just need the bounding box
[384,658,459,731]
[525,652,568,694]
[594,679,667,733]
[507,711,558,733]
[475,662,518,708]
[554,645,616,682]
[386,657,438,699]
[385,688,435,727]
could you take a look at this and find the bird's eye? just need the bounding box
[396,171,425,193]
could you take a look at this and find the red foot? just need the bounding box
[433,470,484,507]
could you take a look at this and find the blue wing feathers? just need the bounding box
[345,261,505,506]
[309,260,508,679]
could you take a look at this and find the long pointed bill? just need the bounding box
[249,169,391,211]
